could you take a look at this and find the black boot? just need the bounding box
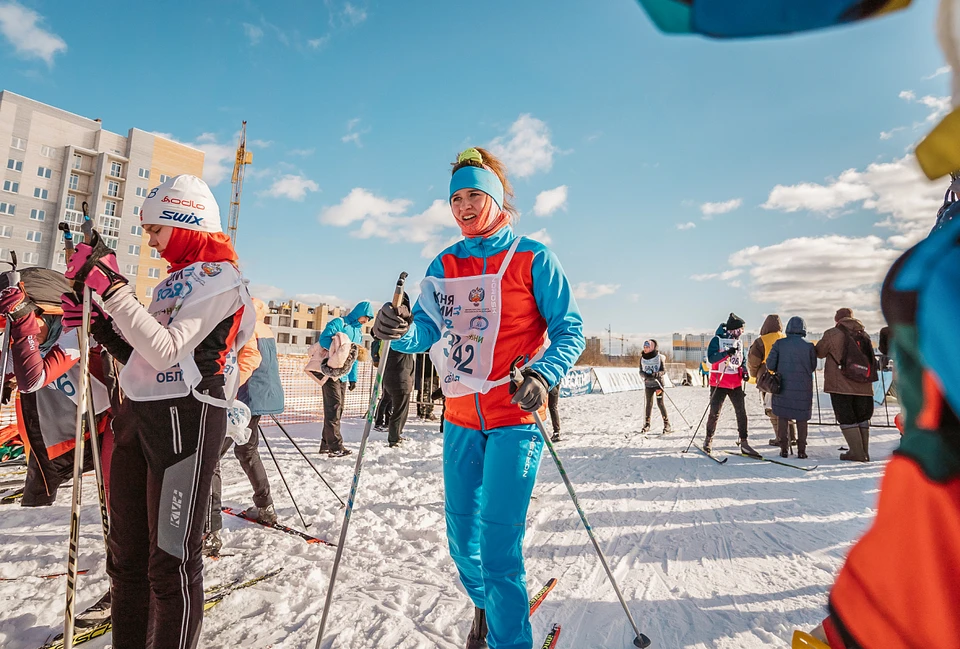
[702,433,714,454]
[640,420,651,434]
[738,437,762,459]
[465,607,488,649]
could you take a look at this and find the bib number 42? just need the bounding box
[443,332,476,375]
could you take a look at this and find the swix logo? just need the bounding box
[521,436,538,478]
[159,210,203,226]
[161,196,206,210]
[170,489,183,528]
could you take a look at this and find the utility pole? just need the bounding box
[620,334,626,357]
[606,324,612,363]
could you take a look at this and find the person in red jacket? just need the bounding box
[703,313,759,457]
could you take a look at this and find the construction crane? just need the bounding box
[227,121,253,245]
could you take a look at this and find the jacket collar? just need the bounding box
[459,225,516,258]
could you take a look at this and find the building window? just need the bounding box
[159,174,170,183]
[293,320,299,328]
[133,206,140,216]
[6,159,22,172]
[135,186,147,197]
[10,137,25,151]
[39,145,55,158]
[109,161,123,177]
[128,244,140,255]
[98,215,121,237]
[106,181,120,197]
[130,224,142,236]
[145,286,153,299]
[103,200,117,217]
[104,236,118,250]
[0,203,14,216]
[34,188,48,200]
[150,248,161,259]
[2,181,19,194]
[291,335,299,345]
[29,209,44,221]
[73,153,83,170]
[56,251,65,266]
[0,226,12,238]
[37,167,52,179]
[277,333,290,344]
[26,230,42,243]
[138,168,149,179]
[305,336,314,345]
[65,194,76,210]
[148,267,160,279]
[22,252,38,265]
[68,174,80,191]
[124,263,138,275]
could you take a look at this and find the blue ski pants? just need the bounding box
[444,421,544,649]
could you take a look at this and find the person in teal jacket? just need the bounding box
[319,301,374,457]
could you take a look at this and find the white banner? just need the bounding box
[591,367,645,393]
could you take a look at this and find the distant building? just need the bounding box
[585,336,603,357]
[264,299,374,355]
[0,90,204,302]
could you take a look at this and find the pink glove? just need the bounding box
[0,285,32,322]
[64,243,127,298]
[60,292,105,331]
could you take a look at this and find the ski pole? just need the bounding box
[0,252,19,396]
[683,385,715,453]
[314,271,407,649]
[509,358,651,648]
[258,423,310,530]
[266,414,344,508]
[813,367,823,426]
[880,367,891,427]
[655,379,693,430]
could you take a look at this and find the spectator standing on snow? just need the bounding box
[816,308,878,462]
[699,357,710,387]
[547,385,562,442]
[317,302,374,457]
[372,293,416,447]
[703,313,758,457]
[766,316,817,459]
[640,339,671,434]
[747,314,796,448]
[371,338,392,431]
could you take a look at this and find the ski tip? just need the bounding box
[634,632,652,648]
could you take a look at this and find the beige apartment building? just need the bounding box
[266,299,374,353]
[0,90,204,301]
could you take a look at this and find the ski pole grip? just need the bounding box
[509,355,524,395]
[391,272,408,309]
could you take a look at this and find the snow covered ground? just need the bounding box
[0,386,900,648]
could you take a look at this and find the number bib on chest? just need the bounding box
[717,337,744,374]
[420,238,521,398]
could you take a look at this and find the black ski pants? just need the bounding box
[705,385,749,440]
[382,383,411,444]
[375,392,392,428]
[322,379,347,451]
[106,387,226,649]
[548,386,561,434]
[208,414,273,532]
[643,387,668,423]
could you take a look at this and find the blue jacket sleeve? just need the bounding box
[707,336,725,364]
[528,246,585,388]
[319,317,345,350]
[391,256,444,355]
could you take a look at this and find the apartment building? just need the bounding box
[0,90,204,301]
[265,299,374,353]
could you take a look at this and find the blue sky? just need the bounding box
[0,0,949,347]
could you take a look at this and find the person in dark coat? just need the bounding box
[766,316,817,459]
[376,293,416,447]
[546,385,561,442]
[640,339,671,434]
[371,338,392,431]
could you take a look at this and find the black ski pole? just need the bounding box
[655,379,693,429]
[258,424,310,530]
[814,366,823,425]
[683,384,715,453]
[266,415,344,508]
[314,271,407,649]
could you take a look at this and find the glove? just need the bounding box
[348,381,357,391]
[724,346,739,357]
[740,366,750,381]
[372,303,412,341]
[64,243,128,299]
[0,285,35,323]
[510,368,550,412]
[60,292,106,331]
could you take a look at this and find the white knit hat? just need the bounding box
[140,174,221,233]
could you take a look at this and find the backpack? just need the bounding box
[839,328,878,384]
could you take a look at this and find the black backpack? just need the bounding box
[839,328,878,383]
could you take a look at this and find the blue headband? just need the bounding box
[449,166,504,210]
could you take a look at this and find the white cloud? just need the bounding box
[342,132,361,145]
[248,283,344,307]
[249,139,273,148]
[242,23,264,45]
[899,89,951,122]
[247,283,286,302]
[288,148,315,157]
[307,36,329,49]
[761,154,941,246]
[676,222,696,230]
[342,117,369,147]
[0,1,66,65]
[533,185,568,216]
[730,235,900,331]
[690,269,742,282]
[525,228,552,245]
[261,174,320,201]
[326,0,368,27]
[923,65,951,80]
[488,114,558,178]
[573,281,620,300]
[342,2,367,24]
[320,188,411,227]
[880,127,906,140]
[191,134,235,187]
[700,198,742,217]
[293,292,343,305]
[899,90,916,101]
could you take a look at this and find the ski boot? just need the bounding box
[737,438,762,459]
[662,420,672,434]
[768,438,781,446]
[329,447,353,458]
[702,434,714,454]
[201,530,222,558]
[465,607,488,649]
[244,503,278,526]
[640,420,651,434]
[388,437,406,448]
[75,591,111,628]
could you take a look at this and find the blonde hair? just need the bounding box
[451,147,518,218]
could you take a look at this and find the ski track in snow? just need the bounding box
[0,387,896,648]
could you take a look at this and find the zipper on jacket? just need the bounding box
[170,406,182,455]
[474,393,486,432]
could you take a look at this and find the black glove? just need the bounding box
[372,303,412,341]
[348,381,357,391]
[510,369,550,412]
[724,345,739,357]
